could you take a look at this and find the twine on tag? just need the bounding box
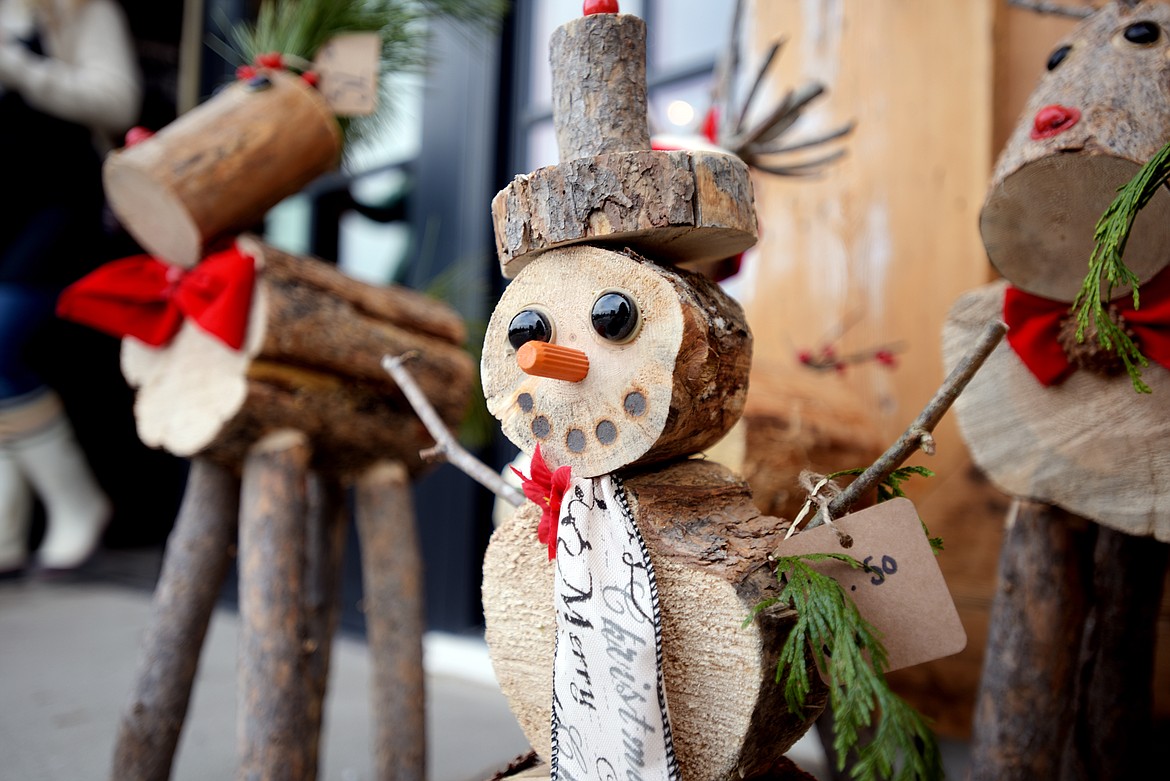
[784,470,847,541]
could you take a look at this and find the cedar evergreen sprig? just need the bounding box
[208,0,508,147]
[1072,139,1170,394]
[746,554,943,781]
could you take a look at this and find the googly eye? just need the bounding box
[591,291,639,343]
[1123,21,1161,45]
[1046,44,1071,71]
[507,309,552,350]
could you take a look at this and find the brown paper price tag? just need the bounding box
[774,497,966,673]
[313,32,380,116]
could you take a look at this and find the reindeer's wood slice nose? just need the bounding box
[516,341,589,382]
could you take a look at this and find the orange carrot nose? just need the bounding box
[516,341,589,382]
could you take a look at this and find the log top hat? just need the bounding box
[490,3,759,279]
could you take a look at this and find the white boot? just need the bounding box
[0,448,31,574]
[1,389,111,571]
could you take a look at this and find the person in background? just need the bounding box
[0,0,141,575]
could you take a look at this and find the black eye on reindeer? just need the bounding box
[1046,44,1072,70]
[1122,20,1161,45]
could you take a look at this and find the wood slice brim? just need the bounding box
[491,149,758,278]
[482,460,823,781]
[943,280,1170,540]
[103,70,341,266]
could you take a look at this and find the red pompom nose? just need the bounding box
[1030,104,1081,140]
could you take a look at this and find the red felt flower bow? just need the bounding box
[56,245,256,350]
[512,444,572,560]
[1003,266,1170,386]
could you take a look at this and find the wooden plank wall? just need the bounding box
[739,0,1168,739]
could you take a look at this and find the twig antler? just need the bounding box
[1006,0,1095,19]
[707,0,854,178]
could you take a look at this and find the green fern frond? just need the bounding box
[1072,139,1170,394]
[753,554,943,781]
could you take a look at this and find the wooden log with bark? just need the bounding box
[120,236,474,476]
[491,13,757,280]
[483,458,826,781]
[103,70,342,268]
[111,459,241,781]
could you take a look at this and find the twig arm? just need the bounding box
[382,353,525,508]
[805,319,1008,528]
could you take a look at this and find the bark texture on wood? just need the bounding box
[111,459,240,781]
[491,150,758,278]
[482,458,825,781]
[968,499,1094,781]
[1061,527,1169,781]
[549,14,651,161]
[355,461,426,781]
[121,239,473,475]
[237,430,313,781]
[943,280,1170,540]
[980,2,1170,300]
[482,246,751,478]
[103,71,341,267]
[301,474,348,778]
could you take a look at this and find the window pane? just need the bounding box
[647,0,734,74]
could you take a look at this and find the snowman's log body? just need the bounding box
[492,149,758,279]
[103,70,342,267]
[482,458,826,781]
[112,459,240,781]
[979,2,1170,301]
[237,431,314,781]
[121,238,474,474]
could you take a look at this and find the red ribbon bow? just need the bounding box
[56,245,257,350]
[512,444,572,560]
[1003,267,1170,386]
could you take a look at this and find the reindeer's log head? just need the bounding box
[982,0,1170,300]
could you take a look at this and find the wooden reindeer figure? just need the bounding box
[479,5,828,781]
[944,1,1170,778]
[56,32,475,781]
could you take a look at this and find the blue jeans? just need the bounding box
[0,283,57,401]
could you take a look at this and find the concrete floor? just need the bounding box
[2,547,972,781]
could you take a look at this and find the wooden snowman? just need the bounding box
[480,5,826,780]
[943,1,1170,778]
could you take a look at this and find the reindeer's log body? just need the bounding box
[943,280,1170,540]
[483,458,825,781]
[120,238,474,475]
[112,459,240,781]
[103,70,342,267]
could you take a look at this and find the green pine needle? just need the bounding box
[825,466,943,554]
[208,0,508,148]
[746,554,943,781]
[1072,139,1170,395]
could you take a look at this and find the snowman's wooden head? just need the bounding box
[482,244,751,477]
[981,0,1170,300]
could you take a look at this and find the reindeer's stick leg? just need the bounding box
[111,458,240,781]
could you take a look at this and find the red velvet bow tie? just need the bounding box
[56,245,256,350]
[1003,266,1170,386]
